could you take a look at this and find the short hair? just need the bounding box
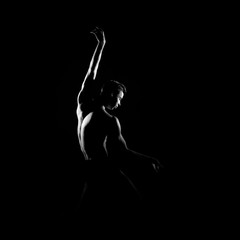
[100,80,127,97]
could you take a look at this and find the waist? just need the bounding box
[82,151,108,162]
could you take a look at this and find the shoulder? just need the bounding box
[77,79,100,105]
[77,99,96,120]
[81,107,111,124]
[93,110,121,133]
[100,110,119,125]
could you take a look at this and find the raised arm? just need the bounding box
[77,27,106,104]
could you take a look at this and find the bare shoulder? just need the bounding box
[95,110,121,134]
[101,111,120,125]
[82,108,112,125]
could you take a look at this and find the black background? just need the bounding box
[6,2,226,235]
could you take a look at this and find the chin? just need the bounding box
[106,104,118,110]
[106,106,114,110]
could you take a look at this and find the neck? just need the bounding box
[101,105,112,115]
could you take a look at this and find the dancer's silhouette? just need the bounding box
[76,27,162,217]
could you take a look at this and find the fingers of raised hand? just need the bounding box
[152,163,159,173]
[91,27,104,35]
[95,26,104,32]
[90,27,105,43]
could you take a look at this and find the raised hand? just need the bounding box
[151,157,164,173]
[90,27,106,45]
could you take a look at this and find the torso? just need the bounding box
[77,104,112,161]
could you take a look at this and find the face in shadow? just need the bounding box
[105,90,124,110]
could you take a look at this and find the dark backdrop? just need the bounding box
[8,3,223,235]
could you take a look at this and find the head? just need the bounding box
[100,80,126,110]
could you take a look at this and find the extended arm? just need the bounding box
[77,27,106,104]
[107,117,163,172]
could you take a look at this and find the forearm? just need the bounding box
[108,142,161,171]
[78,42,105,97]
[127,148,163,171]
[87,41,105,80]
[113,146,152,163]
[127,148,154,161]
[77,27,106,104]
